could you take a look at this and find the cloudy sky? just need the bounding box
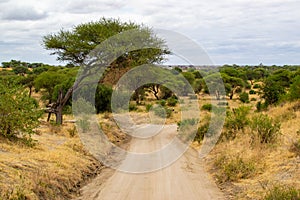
[0,0,300,65]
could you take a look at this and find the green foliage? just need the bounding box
[201,103,212,111]
[193,79,203,93]
[34,71,68,102]
[253,83,261,89]
[182,72,195,85]
[256,101,268,112]
[250,98,257,101]
[159,100,166,107]
[95,84,113,113]
[0,81,42,139]
[250,114,281,144]
[145,104,152,112]
[262,79,285,105]
[249,89,256,94]
[174,67,182,73]
[289,76,300,100]
[224,106,251,140]
[194,116,211,142]
[43,18,169,65]
[239,92,249,103]
[167,96,178,107]
[13,66,30,75]
[77,117,90,133]
[215,155,256,183]
[263,185,300,200]
[152,105,172,118]
[268,69,292,88]
[129,103,138,111]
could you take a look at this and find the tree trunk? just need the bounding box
[47,113,51,122]
[55,106,63,125]
[152,85,160,100]
[29,86,32,97]
[215,90,220,100]
[230,91,234,100]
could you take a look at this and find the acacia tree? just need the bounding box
[43,18,169,124]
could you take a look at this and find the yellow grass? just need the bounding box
[205,101,300,199]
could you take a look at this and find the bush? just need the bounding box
[251,98,257,101]
[235,87,243,94]
[95,84,113,113]
[249,89,256,94]
[289,76,300,100]
[177,118,198,142]
[129,103,137,111]
[245,83,252,90]
[253,84,261,89]
[201,103,212,111]
[194,120,209,142]
[239,92,249,103]
[262,79,285,105]
[224,106,251,140]
[264,185,300,200]
[159,100,166,107]
[153,105,172,118]
[250,114,281,144]
[167,96,178,107]
[0,81,42,139]
[215,155,256,183]
[145,104,152,112]
[256,101,268,112]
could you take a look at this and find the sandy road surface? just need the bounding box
[76,124,224,200]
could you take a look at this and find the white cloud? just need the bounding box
[0,0,300,65]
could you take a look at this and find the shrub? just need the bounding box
[77,117,90,133]
[177,118,198,141]
[250,114,281,144]
[264,185,300,200]
[159,100,166,107]
[215,155,256,183]
[262,79,285,105]
[153,105,172,118]
[235,87,243,94]
[256,101,268,112]
[194,119,210,142]
[251,98,257,101]
[253,84,260,89]
[167,96,178,107]
[239,92,249,103]
[289,76,300,100]
[249,89,256,94]
[129,103,137,111]
[201,103,212,111]
[145,104,152,112]
[224,106,251,140]
[245,83,252,90]
[0,81,42,139]
[95,84,113,113]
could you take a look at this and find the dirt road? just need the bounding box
[76,124,224,200]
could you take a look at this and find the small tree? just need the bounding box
[239,92,249,103]
[289,76,300,100]
[262,79,285,105]
[0,81,42,139]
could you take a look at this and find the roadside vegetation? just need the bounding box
[1,17,300,199]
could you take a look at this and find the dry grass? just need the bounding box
[0,113,130,200]
[204,100,300,199]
